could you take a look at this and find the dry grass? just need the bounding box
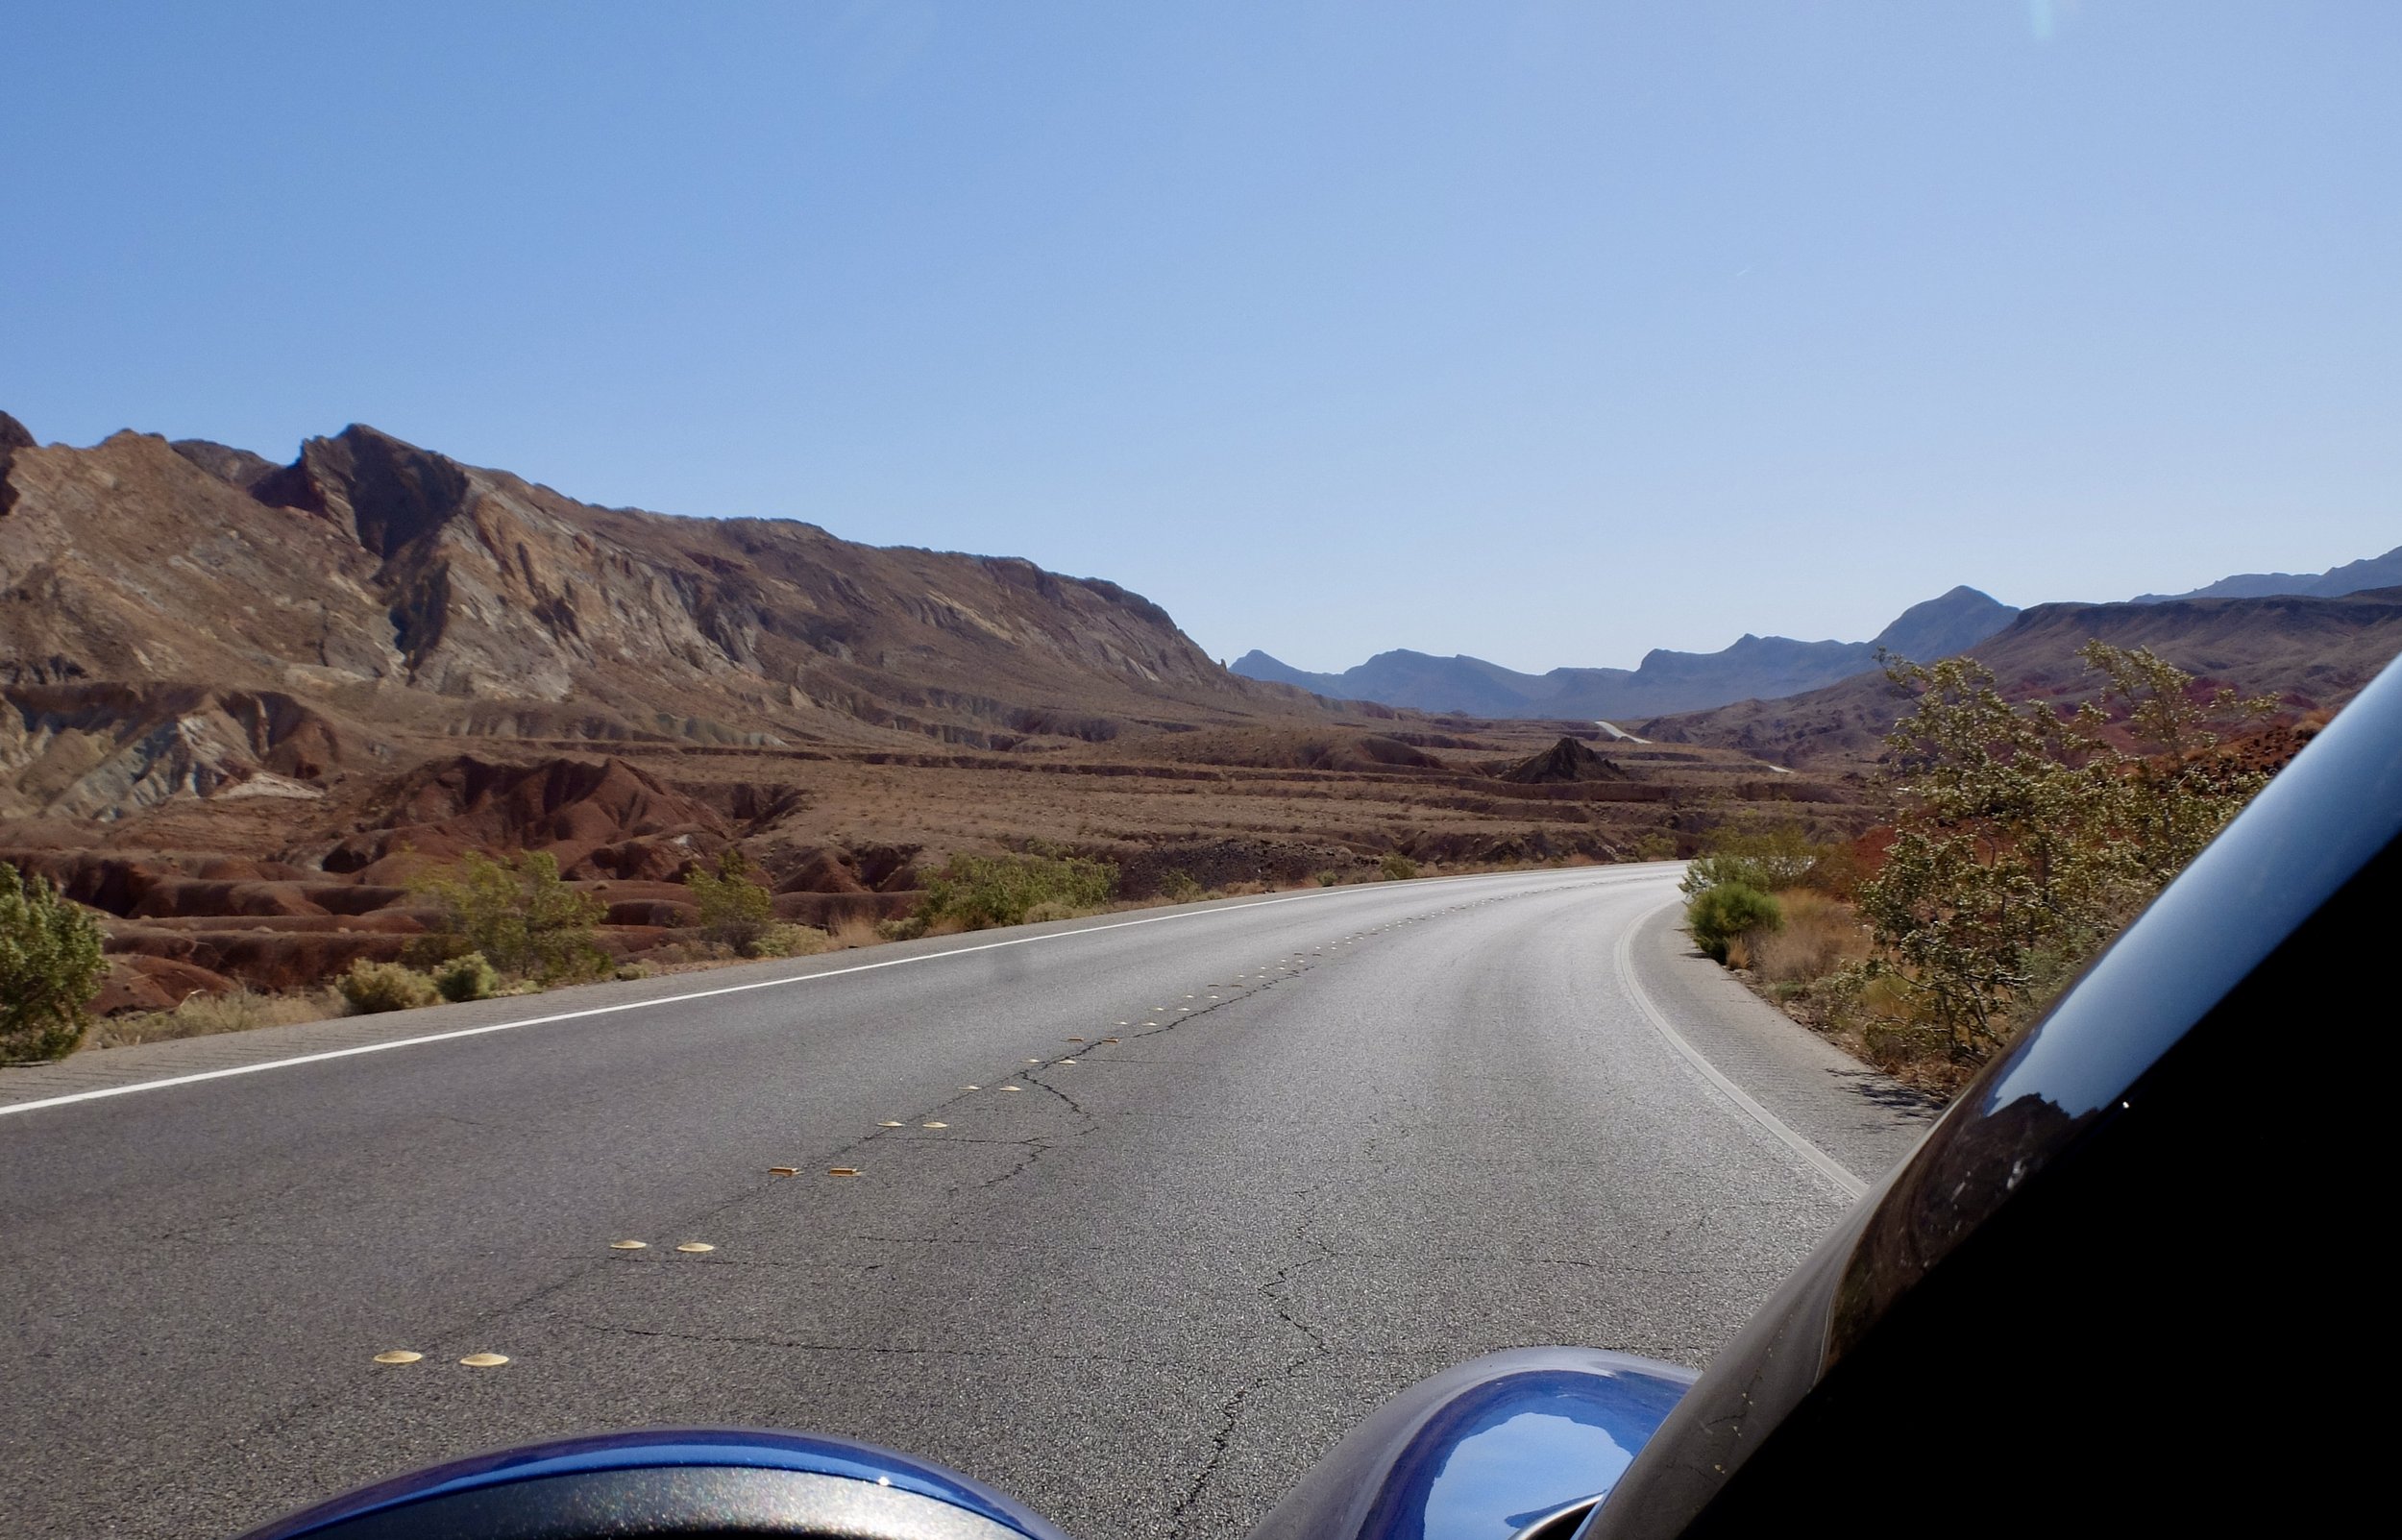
[86,988,342,1050]
[1748,891,1872,984]
[825,915,888,949]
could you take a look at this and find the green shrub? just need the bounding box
[1159,869,1204,904]
[1854,643,2275,1056]
[1315,870,1342,887]
[1687,882,1782,964]
[684,846,779,955]
[1628,829,1680,862]
[337,960,440,1014]
[916,848,1119,932]
[875,915,929,942]
[1679,820,1853,897]
[1379,852,1419,881]
[748,923,828,959]
[0,863,108,1062]
[412,851,609,984]
[430,951,501,1002]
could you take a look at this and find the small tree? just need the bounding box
[413,851,609,984]
[1,863,108,1062]
[1851,644,2272,1057]
[683,846,778,956]
[1379,852,1419,882]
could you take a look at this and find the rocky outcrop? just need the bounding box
[326,755,730,879]
[1497,736,1631,784]
[0,684,344,819]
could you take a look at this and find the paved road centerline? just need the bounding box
[0,868,1654,1121]
[1,865,1928,1540]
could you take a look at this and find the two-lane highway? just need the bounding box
[0,865,1931,1540]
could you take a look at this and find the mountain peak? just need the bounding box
[1871,586,2019,663]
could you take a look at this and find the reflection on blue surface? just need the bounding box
[236,1429,1065,1540]
[1421,1412,1634,1540]
[1356,1365,1691,1540]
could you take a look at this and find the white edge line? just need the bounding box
[1613,900,1869,1202]
[2,866,1676,1120]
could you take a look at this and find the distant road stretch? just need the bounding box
[0,865,1932,1540]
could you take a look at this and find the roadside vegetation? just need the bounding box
[1684,642,2277,1096]
[665,847,826,962]
[895,845,1121,937]
[10,830,1574,1058]
[1,862,109,1062]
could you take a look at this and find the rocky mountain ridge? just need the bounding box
[2132,545,2402,604]
[0,415,1314,821]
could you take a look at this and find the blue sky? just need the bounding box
[3,2,2394,672]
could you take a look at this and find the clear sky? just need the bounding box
[3,3,2394,673]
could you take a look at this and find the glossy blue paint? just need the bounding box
[1243,1348,1697,1540]
[1360,1365,1694,1540]
[233,1428,1067,1540]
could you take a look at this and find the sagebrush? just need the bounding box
[916,848,1118,931]
[337,960,440,1014]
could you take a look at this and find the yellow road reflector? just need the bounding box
[609,1240,649,1250]
[962,1085,981,1090]
[769,1167,799,1177]
[372,1351,423,1365]
[921,1121,947,1129]
[1100,1038,1119,1043]
[1025,1059,1041,1063]
[999,1085,1023,1092]
[458,1353,510,1368]
[676,1242,716,1253]
[828,1168,860,1177]
[879,1120,904,1127]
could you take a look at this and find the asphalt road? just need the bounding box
[0,866,1933,1540]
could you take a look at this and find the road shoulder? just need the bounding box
[1625,899,1938,1185]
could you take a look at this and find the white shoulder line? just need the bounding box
[3,867,1669,1120]
[1612,901,1868,1202]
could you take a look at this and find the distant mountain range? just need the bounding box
[1640,585,2402,770]
[1238,545,2402,722]
[2132,545,2402,604]
[1234,586,2020,721]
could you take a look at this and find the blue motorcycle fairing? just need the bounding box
[1244,1347,1698,1540]
[233,1428,1072,1540]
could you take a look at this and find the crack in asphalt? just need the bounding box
[389,883,1603,1490]
[1166,1164,1342,1529]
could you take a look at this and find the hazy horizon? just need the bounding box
[4,3,2394,675]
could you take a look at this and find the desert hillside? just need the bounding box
[1637,588,2402,770]
[2,412,1826,1014]
[0,414,1318,812]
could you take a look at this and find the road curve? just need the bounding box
[0,865,1931,1540]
